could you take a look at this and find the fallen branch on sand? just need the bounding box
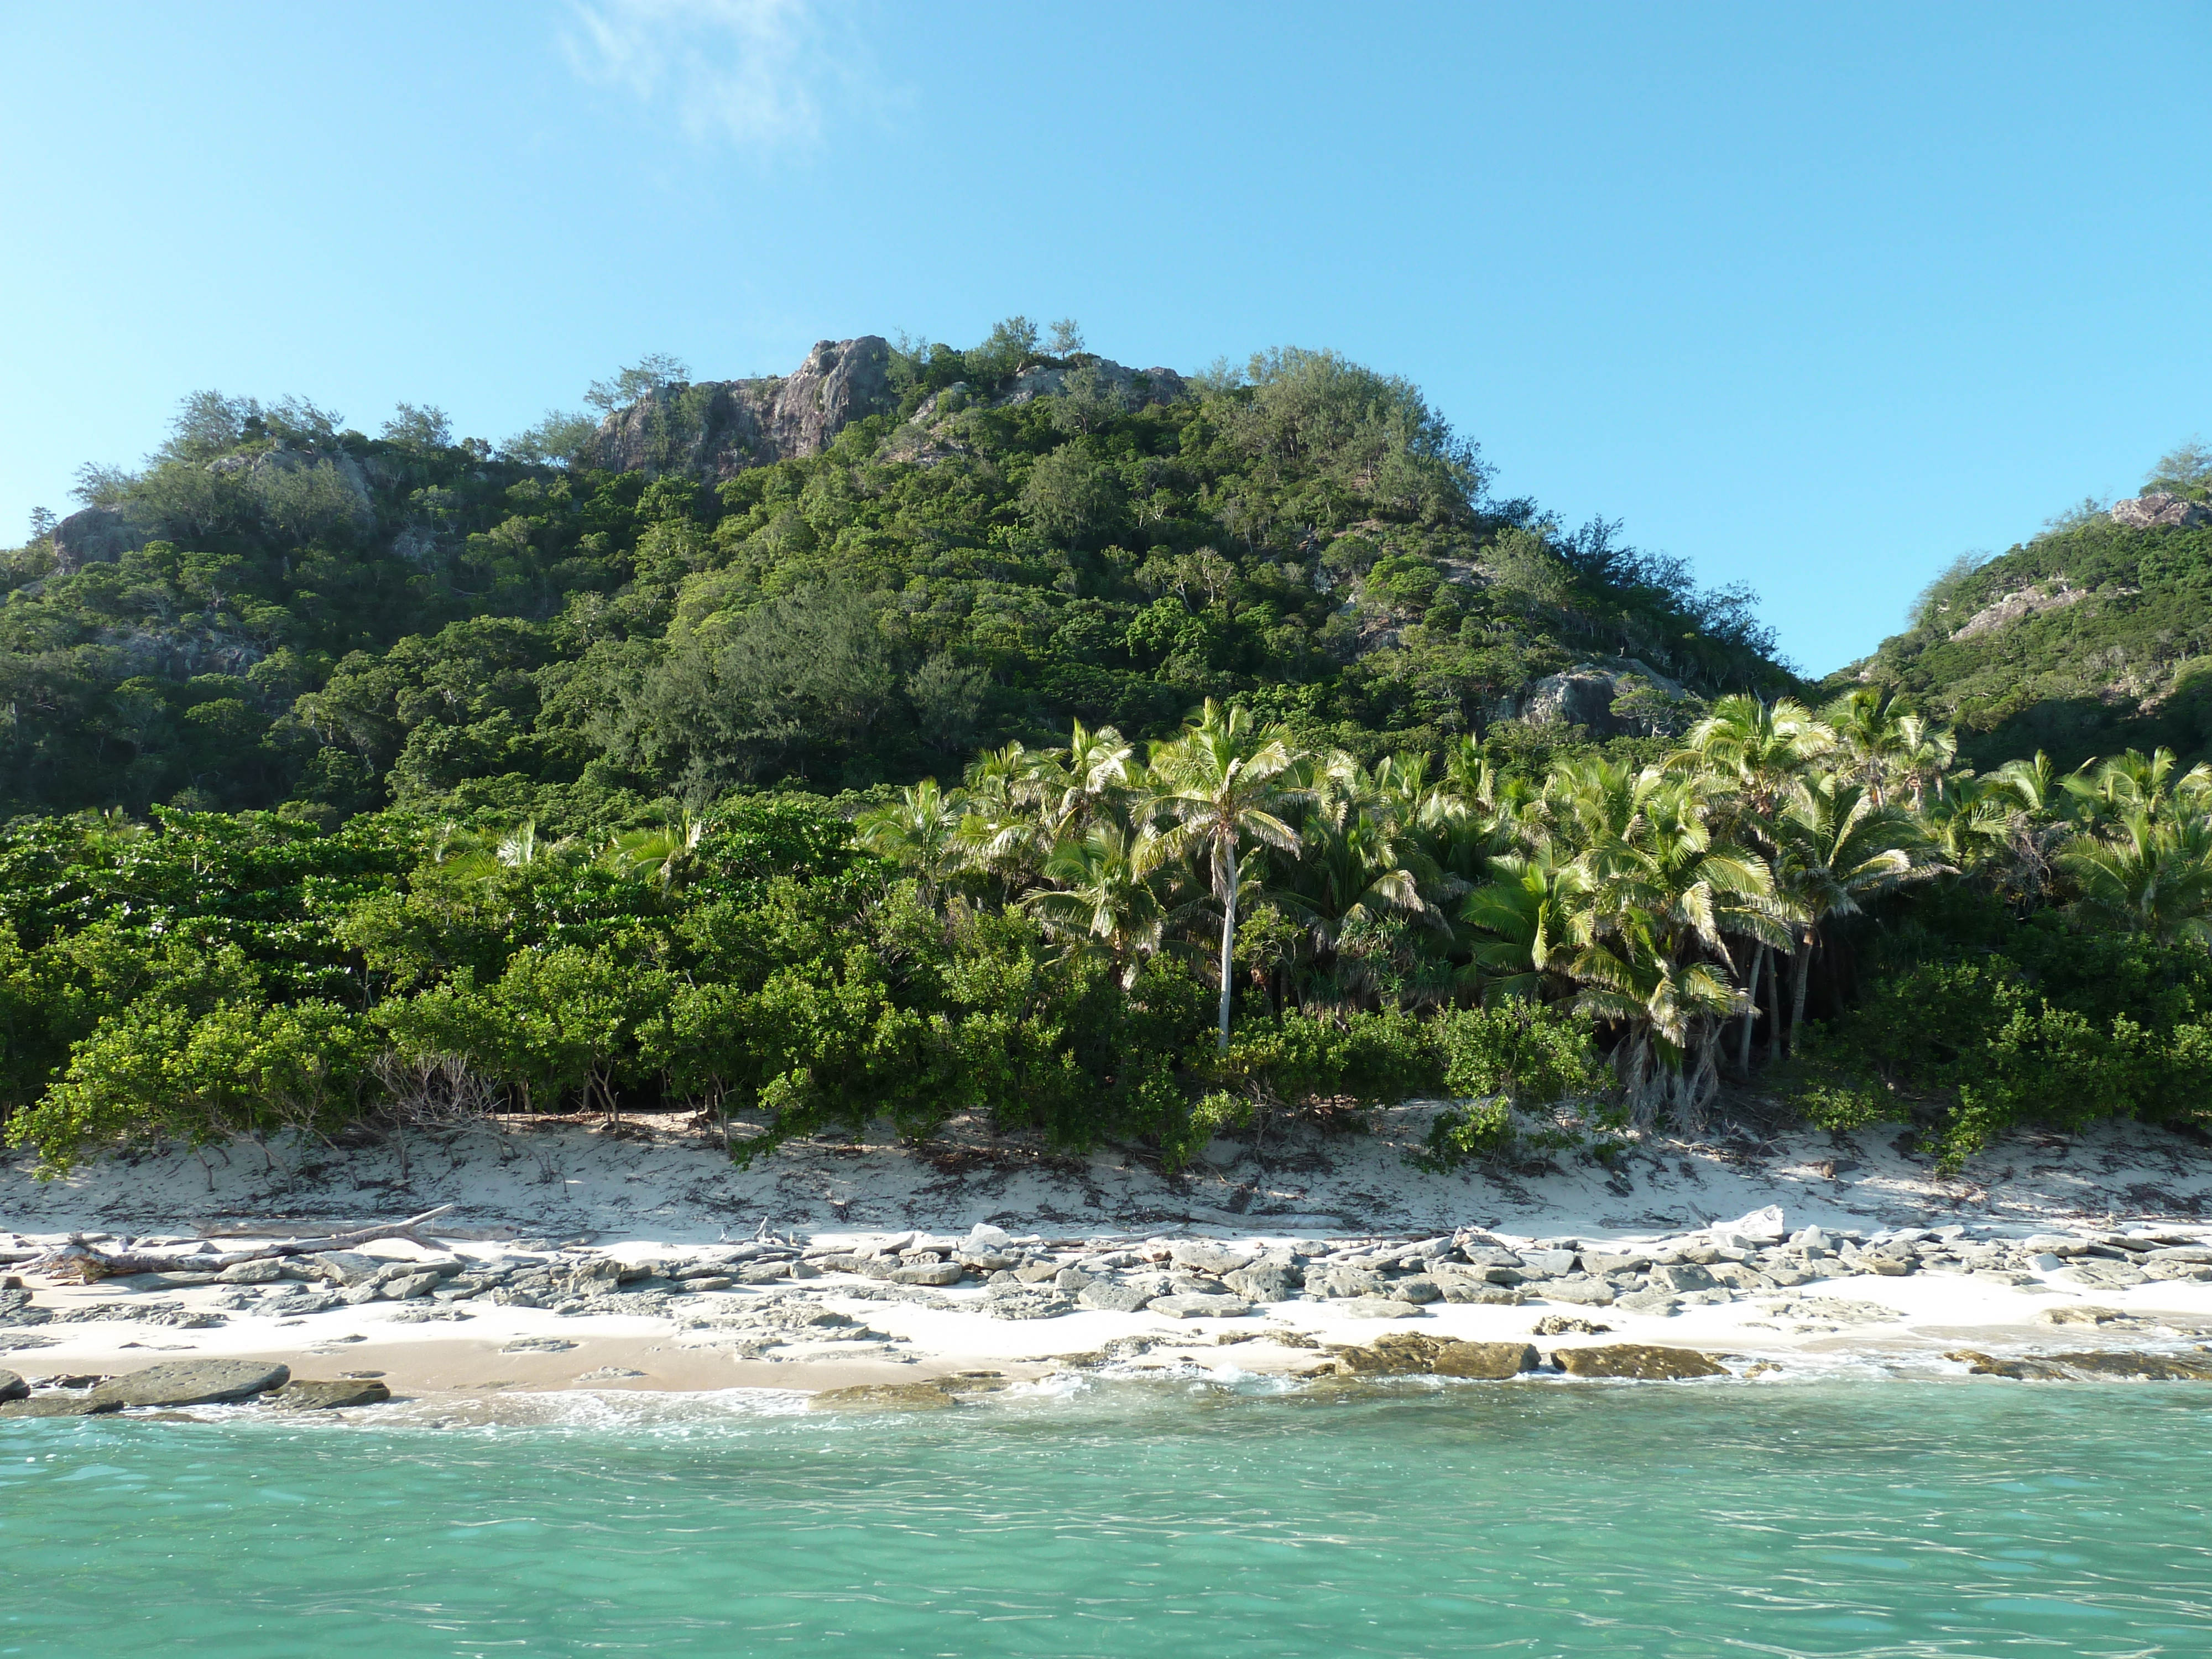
[21,1206,458,1282]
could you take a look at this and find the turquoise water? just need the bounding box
[5,1380,2211,1657]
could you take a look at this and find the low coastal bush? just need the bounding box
[1417,1003,1620,1169]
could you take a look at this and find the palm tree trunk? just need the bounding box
[1216,839,1239,1053]
[1764,951,1784,1065]
[1787,930,1813,1055]
[1738,945,1765,1074]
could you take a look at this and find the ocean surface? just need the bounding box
[5,1377,2211,1657]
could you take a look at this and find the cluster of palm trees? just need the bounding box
[844,691,2212,1125]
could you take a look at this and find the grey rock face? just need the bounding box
[87,1359,289,1408]
[1517,661,1686,738]
[1650,1264,1717,1293]
[2112,493,2212,530]
[997,358,1189,410]
[588,337,899,481]
[49,505,148,574]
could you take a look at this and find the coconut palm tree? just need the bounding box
[2059,809,2212,947]
[1025,822,1175,985]
[1146,700,1306,1050]
[605,811,709,892]
[1459,848,1586,1005]
[855,778,969,899]
[2059,747,2212,831]
[1771,772,1940,1050]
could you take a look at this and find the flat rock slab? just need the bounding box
[0,1369,25,1403]
[88,1359,290,1408]
[1948,1348,2212,1381]
[500,1337,577,1354]
[1149,1295,1252,1319]
[1076,1281,1157,1314]
[808,1382,961,1413]
[1554,1344,1726,1380]
[1334,1335,1541,1379]
[271,1378,392,1410]
[1336,1298,1427,1319]
[889,1263,964,1287]
[0,1394,114,1418]
[1539,1280,1616,1307]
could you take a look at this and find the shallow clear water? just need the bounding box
[5,1379,2211,1657]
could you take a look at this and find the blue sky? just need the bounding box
[3,1,2206,674]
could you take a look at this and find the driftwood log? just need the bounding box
[20,1206,457,1281]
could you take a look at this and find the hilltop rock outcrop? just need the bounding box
[2112,493,2212,531]
[50,505,147,575]
[588,336,900,481]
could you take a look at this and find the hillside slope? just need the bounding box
[2,325,1791,826]
[1839,452,2212,771]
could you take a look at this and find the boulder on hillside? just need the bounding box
[2112,493,2212,531]
[1517,660,1688,737]
[49,505,147,575]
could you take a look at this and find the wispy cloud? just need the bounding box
[561,0,868,153]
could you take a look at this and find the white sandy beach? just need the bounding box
[6,1105,2211,1411]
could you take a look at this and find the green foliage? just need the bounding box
[1419,1001,1616,1168]
[2,326,1788,825]
[1783,898,2212,1168]
[1845,500,2212,771]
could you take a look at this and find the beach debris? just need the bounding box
[1532,1316,1611,1336]
[575,1366,647,1382]
[271,1378,392,1410]
[1551,1345,1726,1380]
[500,1337,579,1354]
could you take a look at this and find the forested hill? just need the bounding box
[2,321,1790,828]
[1835,445,2212,772]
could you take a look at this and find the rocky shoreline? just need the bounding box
[6,1203,2211,1420]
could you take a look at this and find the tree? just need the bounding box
[855,779,968,900]
[1772,773,1938,1050]
[1026,822,1172,985]
[2060,810,2212,947]
[1047,318,1085,355]
[1147,701,1306,1050]
[586,353,690,413]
